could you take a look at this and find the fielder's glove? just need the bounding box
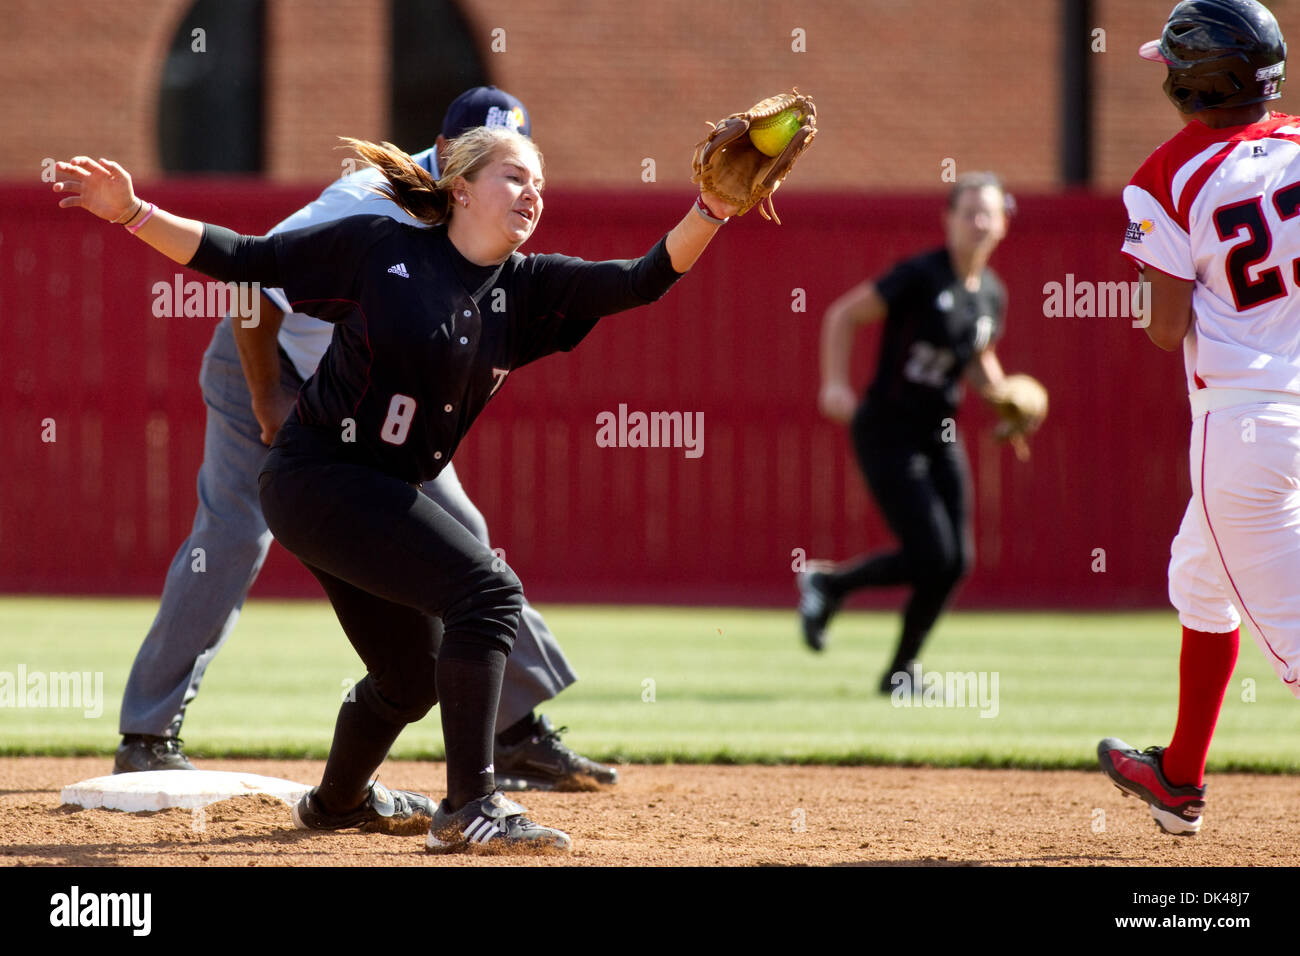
[691,89,817,224]
[985,373,1048,461]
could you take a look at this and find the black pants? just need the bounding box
[827,406,973,669]
[258,420,522,807]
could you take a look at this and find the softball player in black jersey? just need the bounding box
[55,128,738,852]
[800,173,1015,694]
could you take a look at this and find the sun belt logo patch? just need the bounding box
[485,106,527,134]
[1124,219,1154,243]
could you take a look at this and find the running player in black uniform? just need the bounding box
[54,128,740,852]
[799,173,1015,694]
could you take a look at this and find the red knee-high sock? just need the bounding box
[1163,626,1239,787]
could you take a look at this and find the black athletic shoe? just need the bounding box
[426,791,571,853]
[797,570,839,651]
[493,714,618,791]
[879,660,922,696]
[291,783,434,836]
[113,735,197,774]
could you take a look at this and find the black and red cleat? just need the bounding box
[1097,737,1206,836]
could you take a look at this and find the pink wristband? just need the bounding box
[694,194,728,225]
[125,201,155,234]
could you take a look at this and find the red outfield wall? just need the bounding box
[0,184,1189,608]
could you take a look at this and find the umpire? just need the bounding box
[799,173,1017,693]
[115,87,616,792]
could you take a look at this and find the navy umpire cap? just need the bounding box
[442,86,531,138]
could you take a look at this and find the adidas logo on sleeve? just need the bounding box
[387,263,410,278]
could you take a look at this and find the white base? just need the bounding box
[61,770,313,812]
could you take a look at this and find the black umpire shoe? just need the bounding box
[426,791,571,853]
[113,735,197,774]
[797,570,839,651]
[292,783,435,836]
[493,714,619,791]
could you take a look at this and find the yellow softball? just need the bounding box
[748,108,802,157]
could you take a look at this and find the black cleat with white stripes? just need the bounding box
[426,791,571,853]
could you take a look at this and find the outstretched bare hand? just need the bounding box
[51,156,138,223]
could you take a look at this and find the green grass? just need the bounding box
[1,598,1297,772]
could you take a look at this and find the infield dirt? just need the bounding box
[1,758,1294,866]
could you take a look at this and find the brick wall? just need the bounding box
[3,1,191,182]
[265,0,388,179]
[6,1,1300,190]
[460,0,1061,193]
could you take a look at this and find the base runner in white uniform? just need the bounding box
[1099,0,1300,836]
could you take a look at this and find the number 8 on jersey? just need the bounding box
[381,393,417,446]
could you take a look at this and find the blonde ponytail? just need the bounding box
[339,137,454,225]
[340,128,542,228]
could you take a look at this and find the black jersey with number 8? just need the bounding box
[189,214,682,483]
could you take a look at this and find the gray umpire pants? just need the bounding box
[118,316,576,738]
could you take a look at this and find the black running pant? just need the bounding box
[258,421,522,809]
[826,408,974,668]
